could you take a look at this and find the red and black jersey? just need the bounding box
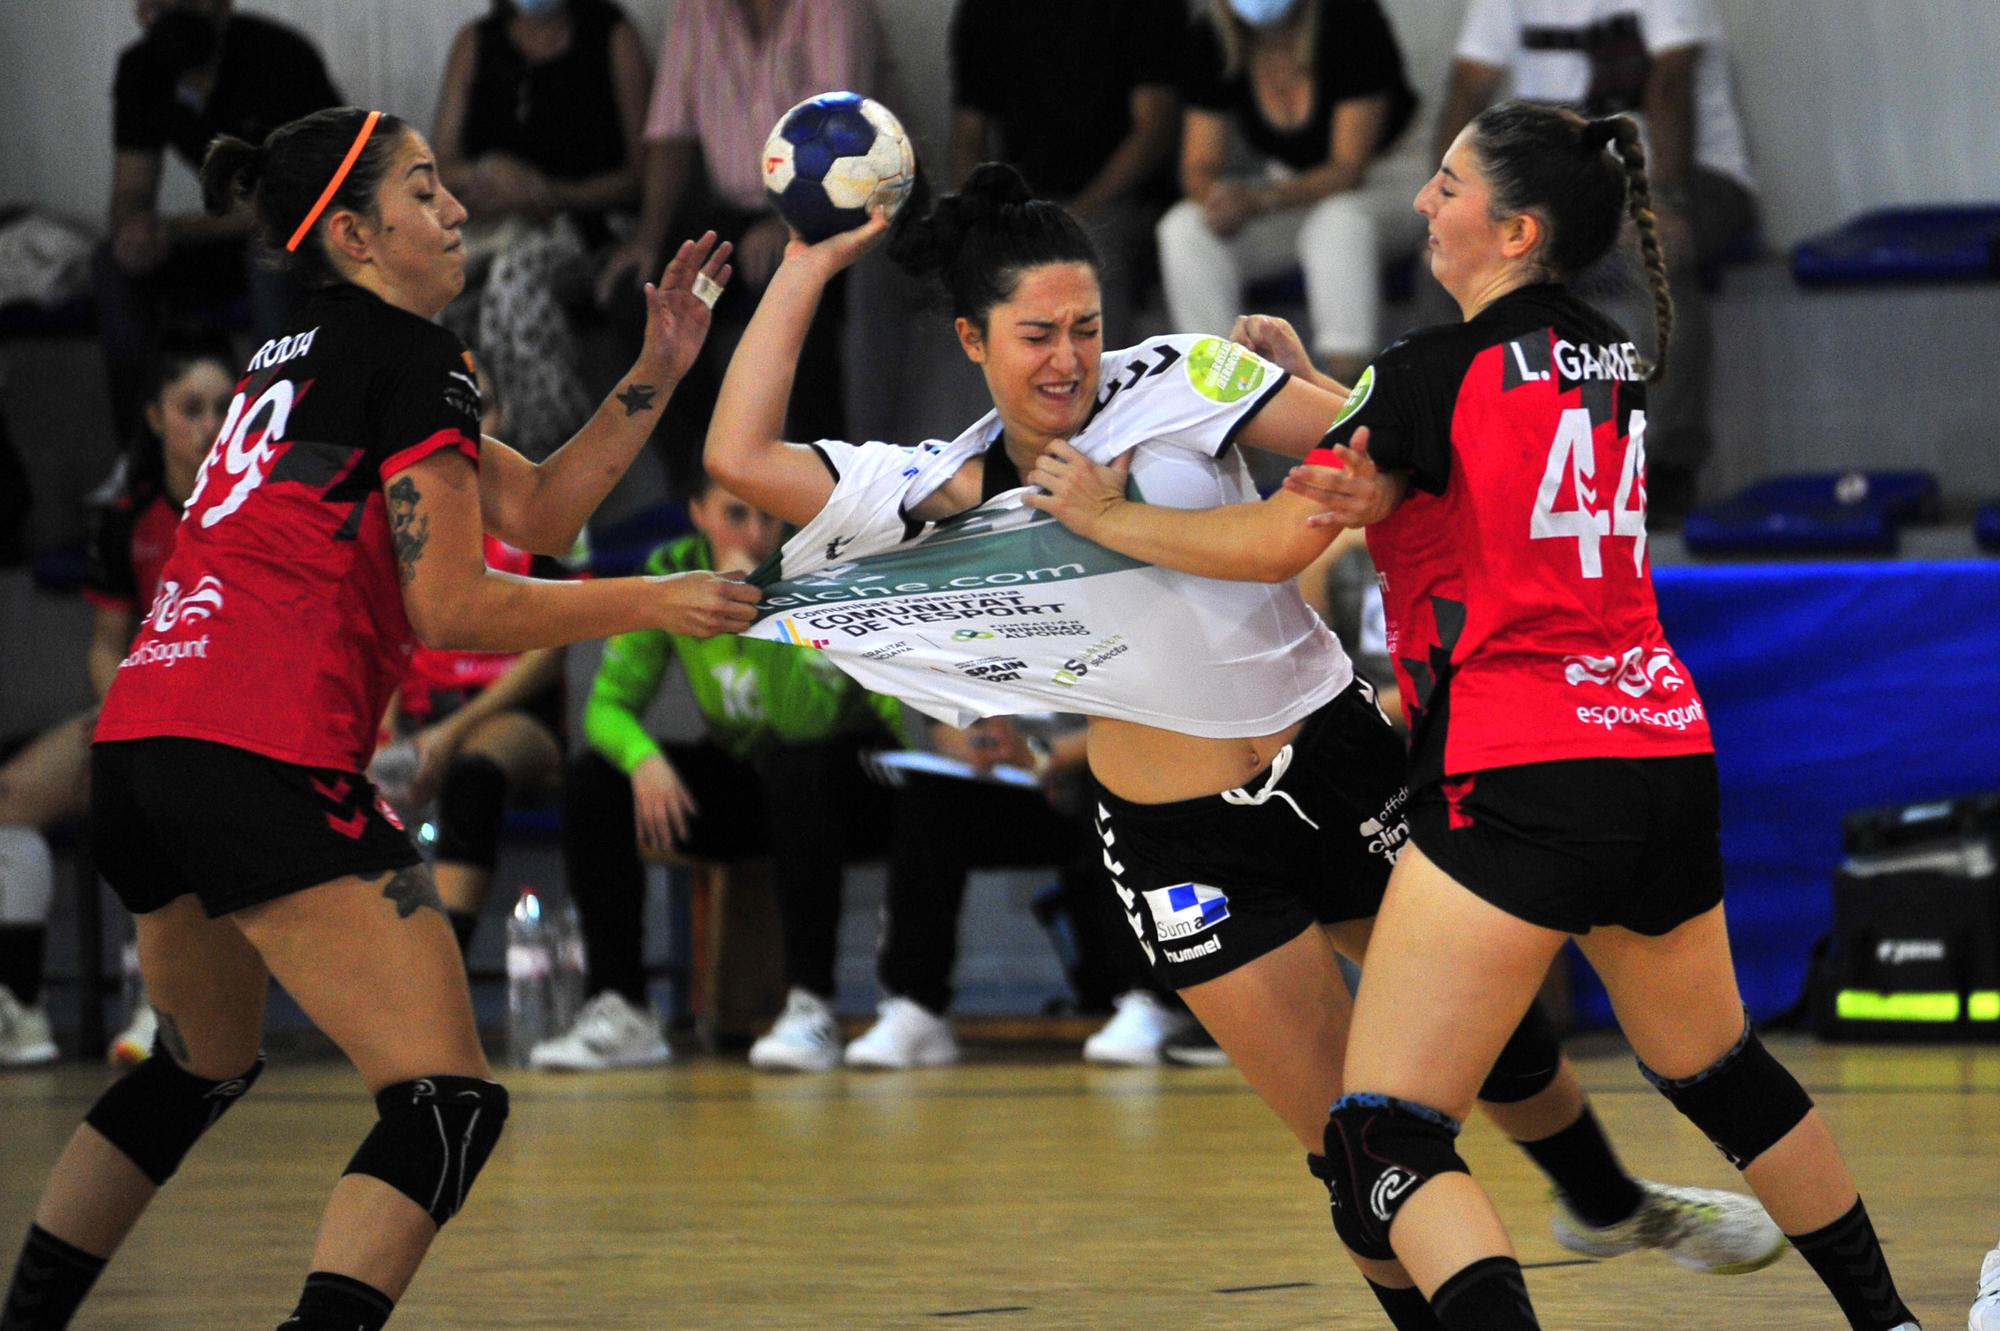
[97,283,482,772]
[397,536,565,721]
[1323,283,1712,786]
[83,487,180,615]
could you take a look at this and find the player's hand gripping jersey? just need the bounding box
[97,285,483,772]
[745,335,1353,737]
[1323,283,1711,784]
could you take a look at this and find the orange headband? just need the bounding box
[285,110,384,253]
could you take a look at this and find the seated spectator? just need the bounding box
[1432,0,1759,518]
[372,371,569,955]
[595,0,884,491]
[432,0,651,459]
[0,332,235,1066]
[1157,0,1427,387]
[97,0,339,440]
[947,0,1184,339]
[850,715,1194,1069]
[534,469,903,1072]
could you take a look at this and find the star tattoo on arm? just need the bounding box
[615,382,659,417]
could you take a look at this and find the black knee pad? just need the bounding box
[1320,1094,1470,1260]
[344,1076,509,1226]
[432,755,509,870]
[1478,1000,1563,1105]
[84,1050,265,1186]
[1640,1019,1812,1169]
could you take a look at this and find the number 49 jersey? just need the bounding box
[1324,282,1711,784]
[95,283,482,773]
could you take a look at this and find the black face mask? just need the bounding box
[145,10,225,75]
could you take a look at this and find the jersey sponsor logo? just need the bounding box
[1876,938,1946,965]
[1184,337,1267,404]
[1331,365,1374,428]
[861,640,913,661]
[146,574,225,633]
[1163,934,1222,965]
[1051,634,1128,687]
[954,655,1027,683]
[118,635,210,670]
[1574,700,1706,732]
[245,327,318,371]
[1359,786,1412,863]
[1142,882,1230,942]
[993,620,1090,639]
[951,628,996,641]
[444,368,480,420]
[711,660,765,722]
[1561,645,1684,698]
[767,617,831,648]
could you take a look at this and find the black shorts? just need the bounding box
[1407,754,1725,936]
[1092,678,1410,990]
[93,737,421,918]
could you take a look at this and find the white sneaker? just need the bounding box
[109,1000,157,1066]
[1082,990,1195,1066]
[748,988,842,1072]
[0,987,57,1067]
[1552,1179,1785,1274]
[528,991,671,1071]
[1970,1242,2000,1331]
[843,996,959,1069]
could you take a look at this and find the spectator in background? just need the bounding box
[432,0,651,460]
[98,0,339,440]
[373,370,569,956]
[849,715,1196,1070]
[1431,0,1758,520]
[1158,0,1427,388]
[534,469,904,1074]
[595,0,883,493]
[947,0,1184,340]
[0,332,237,1068]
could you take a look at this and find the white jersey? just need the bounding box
[1454,0,1756,193]
[744,334,1353,737]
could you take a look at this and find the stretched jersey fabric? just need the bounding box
[96,284,482,772]
[83,488,179,615]
[746,335,1352,736]
[585,532,901,772]
[1323,283,1711,785]
[397,536,562,717]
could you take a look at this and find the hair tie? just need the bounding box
[1580,119,1618,153]
[286,110,383,253]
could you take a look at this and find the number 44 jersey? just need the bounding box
[1323,283,1712,785]
[96,284,483,773]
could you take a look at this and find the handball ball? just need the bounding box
[763,92,915,243]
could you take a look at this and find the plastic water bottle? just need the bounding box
[550,894,588,1033]
[506,887,554,1066]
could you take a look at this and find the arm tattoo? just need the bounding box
[386,476,430,586]
[379,864,446,920]
[615,382,658,417]
[156,1009,191,1064]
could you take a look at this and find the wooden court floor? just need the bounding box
[3,1034,1996,1329]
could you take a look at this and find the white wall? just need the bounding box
[5,1,2000,247]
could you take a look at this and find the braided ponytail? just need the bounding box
[1601,117,1673,384]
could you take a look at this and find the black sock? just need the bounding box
[1788,1197,1913,1331]
[2,1222,108,1330]
[1516,1105,1645,1227]
[447,909,479,957]
[0,925,46,1007]
[277,1271,395,1331]
[1429,1256,1539,1331]
[1366,1277,1447,1331]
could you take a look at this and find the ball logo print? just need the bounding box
[763,92,915,242]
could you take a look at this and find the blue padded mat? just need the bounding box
[1682,470,1939,556]
[1791,204,2000,286]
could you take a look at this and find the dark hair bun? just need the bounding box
[887,161,1035,281]
[199,134,264,218]
[1579,118,1619,153]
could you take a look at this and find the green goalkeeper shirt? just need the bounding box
[583,533,903,773]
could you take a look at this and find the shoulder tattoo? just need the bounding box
[386,475,430,586]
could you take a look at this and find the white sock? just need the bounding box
[0,826,55,923]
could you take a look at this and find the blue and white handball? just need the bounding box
[762,92,915,243]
